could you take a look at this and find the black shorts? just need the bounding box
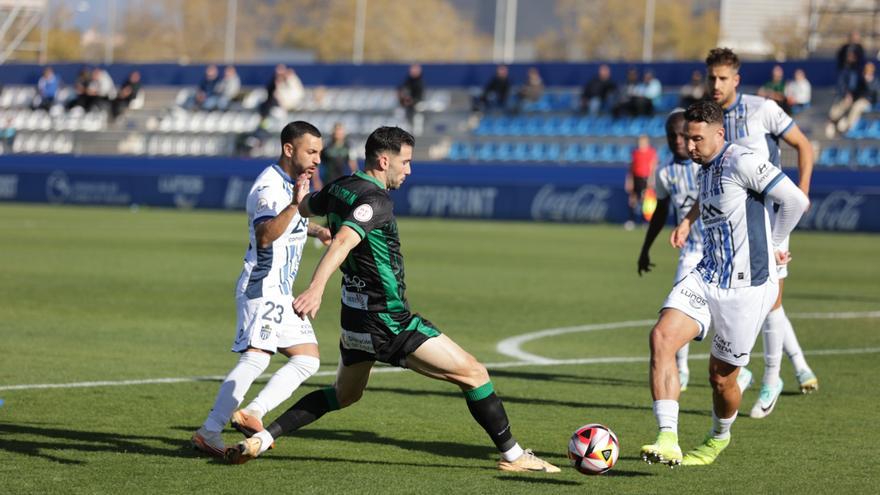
[339,306,441,367]
[633,176,648,198]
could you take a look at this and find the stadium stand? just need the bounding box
[0,61,875,170]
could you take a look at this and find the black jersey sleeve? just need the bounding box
[341,191,393,239]
[307,189,329,216]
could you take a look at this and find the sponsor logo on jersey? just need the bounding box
[256,198,270,212]
[353,204,374,222]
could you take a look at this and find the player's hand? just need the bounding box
[292,173,310,205]
[670,223,690,249]
[774,250,792,266]
[315,226,332,246]
[637,252,654,276]
[293,286,323,320]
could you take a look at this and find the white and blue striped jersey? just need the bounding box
[722,93,793,167]
[654,157,704,256]
[695,143,785,289]
[235,164,308,300]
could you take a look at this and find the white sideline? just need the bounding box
[1,311,878,392]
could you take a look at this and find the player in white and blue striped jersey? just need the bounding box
[638,110,708,394]
[192,122,332,457]
[706,48,818,420]
[640,101,809,467]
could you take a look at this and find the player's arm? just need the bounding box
[638,197,670,276]
[780,124,814,198]
[307,221,332,246]
[293,226,362,319]
[670,201,699,249]
[763,174,809,260]
[255,174,310,248]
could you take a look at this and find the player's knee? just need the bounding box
[336,386,363,408]
[649,323,677,356]
[290,354,320,378]
[446,356,489,389]
[707,370,737,393]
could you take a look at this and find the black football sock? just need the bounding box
[267,387,340,438]
[464,381,517,452]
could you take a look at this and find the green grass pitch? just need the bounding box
[1,203,878,494]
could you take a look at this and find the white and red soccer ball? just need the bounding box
[567,423,620,475]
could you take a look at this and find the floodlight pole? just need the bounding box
[353,0,367,64]
[104,0,116,65]
[642,0,655,62]
[225,0,237,64]
[40,0,50,64]
[503,0,517,63]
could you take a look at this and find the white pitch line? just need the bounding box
[2,311,878,392]
[495,310,880,363]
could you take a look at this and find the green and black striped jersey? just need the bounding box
[308,170,408,313]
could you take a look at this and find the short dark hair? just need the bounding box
[280,121,321,147]
[706,47,740,71]
[364,126,415,167]
[665,109,686,135]
[684,100,723,126]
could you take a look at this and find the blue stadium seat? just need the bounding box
[845,119,869,139]
[523,116,544,136]
[856,146,879,168]
[562,143,581,162]
[447,141,471,160]
[597,143,617,162]
[835,147,852,167]
[474,116,495,136]
[510,142,529,161]
[494,141,516,161]
[615,144,634,163]
[579,143,600,162]
[818,146,838,167]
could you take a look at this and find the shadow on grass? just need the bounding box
[0,422,194,464]
[496,475,583,485]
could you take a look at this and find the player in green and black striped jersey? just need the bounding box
[226,127,559,473]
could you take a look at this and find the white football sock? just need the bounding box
[675,344,690,375]
[254,429,275,455]
[781,311,810,373]
[711,411,737,440]
[246,355,320,419]
[761,307,786,387]
[501,443,524,462]
[653,400,679,434]
[203,351,271,432]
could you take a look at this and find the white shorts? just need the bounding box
[673,250,703,286]
[231,294,317,353]
[661,271,778,367]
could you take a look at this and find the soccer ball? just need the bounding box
[567,423,619,475]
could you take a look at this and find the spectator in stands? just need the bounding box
[212,65,241,111]
[83,67,115,113]
[193,64,220,110]
[398,64,425,126]
[678,70,705,108]
[0,116,15,153]
[474,65,511,112]
[111,70,141,120]
[516,66,544,110]
[258,64,288,118]
[826,61,880,137]
[66,67,92,111]
[580,64,617,115]
[613,67,641,117]
[837,31,865,97]
[638,70,662,115]
[276,68,305,112]
[758,64,790,114]
[784,68,811,114]
[624,135,657,230]
[314,123,358,190]
[32,66,59,111]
